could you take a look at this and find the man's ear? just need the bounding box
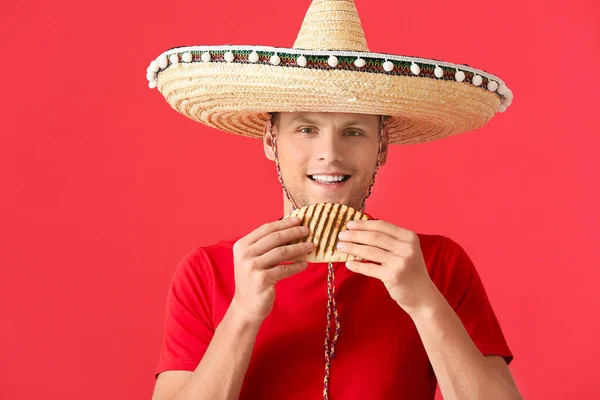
[263,119,276,161]
[378,125,390,166]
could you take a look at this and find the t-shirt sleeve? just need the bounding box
[154,247,215,378]
[439,237,514,365]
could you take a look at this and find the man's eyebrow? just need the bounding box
[339,120,373,128]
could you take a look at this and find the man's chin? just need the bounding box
[305,197,358,209]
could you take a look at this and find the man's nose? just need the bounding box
[316,131,343,163]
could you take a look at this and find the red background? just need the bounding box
[1,0,598,398]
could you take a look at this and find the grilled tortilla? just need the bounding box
[285,202,370,263]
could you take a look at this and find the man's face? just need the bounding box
[263,112,389,211]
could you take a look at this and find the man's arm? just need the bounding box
[408,285,522,400]
[152,302,261,400]
[152,217,313,400]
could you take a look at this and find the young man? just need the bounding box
[146,1,519,399]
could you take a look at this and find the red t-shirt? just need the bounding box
[155,232,513,399]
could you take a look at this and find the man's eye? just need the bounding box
[345,130,362,137]
[299,127,314,134]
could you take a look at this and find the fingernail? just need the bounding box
[337,242,347,250]
[346,221,356,228]
[338,231,349,239]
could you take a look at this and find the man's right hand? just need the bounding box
[230,216,313,324]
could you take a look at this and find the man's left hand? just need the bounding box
[336,219,441,315]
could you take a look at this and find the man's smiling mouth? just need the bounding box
[308,175,351,184]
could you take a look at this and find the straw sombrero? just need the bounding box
[145,0,513,145]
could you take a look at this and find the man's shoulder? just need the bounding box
[414,231,473,274]
[180,234,243,267]
[415,231,452,253]
[201,234,244,254]
[170,235,243,284]
[414,231,482,292]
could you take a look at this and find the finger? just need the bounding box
[243,217,302,246]
[337,229,397,252]
[250,224,310,257]
[267,260,309,282]
[345,260,389,280]
[336,241,390,264]
[255,242,314,269]
[346,219,417,243]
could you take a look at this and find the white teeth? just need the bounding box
[312,175,346,183]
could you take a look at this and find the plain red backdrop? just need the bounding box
[1,0,598,398]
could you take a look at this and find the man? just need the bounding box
[146,1,520,399]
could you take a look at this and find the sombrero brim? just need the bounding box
[147,46,513,145]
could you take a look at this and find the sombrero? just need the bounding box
[145,0,513,145]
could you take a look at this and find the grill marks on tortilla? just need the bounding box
[324,204,345,259]
[321,203,342,259]
[338,206,357,261]
[313,203,329,255]
[317,203,336,258]
[288,206,305,245]
[307,203,323,247]
[285,202,370,262]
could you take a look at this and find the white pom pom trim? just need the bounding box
[455,70,466,82]
[383,60,394,72]
[248,51,259,63]
[328,55,338,67]
[501,94,513,107]
[472,74,483,86]
[201,52,211,63]
[157,56,168,69]
[270,53,281,65]
[297,55,307,67]
[434,65,444,79]
[149,60,159,73]
[487,80,499,92]
[182,52,193,63]
[148,80,157,89]
[497,84,508,96]
[169,54,179,64]
[498,104,507,113]
[410,62,420,75]
[146,72,155,82]
[224,51,234,63]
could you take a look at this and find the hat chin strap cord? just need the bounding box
[270,116,385,399]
